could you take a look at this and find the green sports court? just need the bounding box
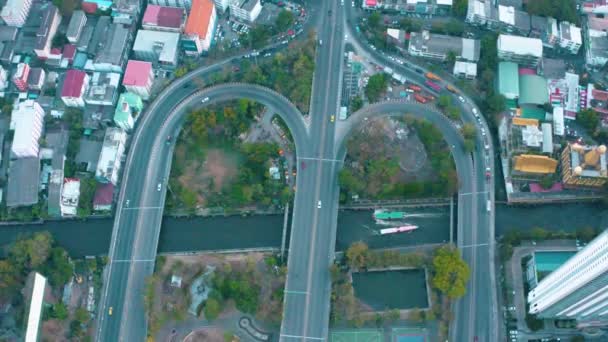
[330,329,384,342]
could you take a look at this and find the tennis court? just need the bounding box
[391,328,428,342]
[330,329,384,342]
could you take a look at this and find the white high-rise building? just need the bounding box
[95,128,127,185]
[1,0,33,27]
[528,229,608,326]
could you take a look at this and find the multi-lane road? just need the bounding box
[96,1,499,341]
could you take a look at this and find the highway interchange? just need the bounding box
[95,1,499,341]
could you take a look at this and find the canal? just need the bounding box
[0,203,606,258]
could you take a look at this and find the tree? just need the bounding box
[446,50,457,66]
[338,169,363,194]
[384,308,400,322]
[74,307,90,324]
[52,33,69,49]
[447,106,461,120]
[51,303,69,320]
[461,123,476,139]
[275,10,295,32]
[10,231,53,269]
[539,175,554,190]
[437,95,451,109]
[409,308,423,322]
[365,73,388,103]
[53,0,77,16]
[530,227,549,240]
[77,178,97,217]
[350,96,363,113]
[526,0,578,23]
[452,0,468,17]
[44,247,73,287]
[329,264,341,283]
[368,12,381,30]
[577,109,600,135]
[576,226,597,243]
[431,245,470,299]
[345,242,369,270]
[204,298,221,320]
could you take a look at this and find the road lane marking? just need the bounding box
[461,243,493,249]
[111,259,156,263]
[284,290,308,295]
[459,191,488,196]
[280,334,324,340]
[298,157,343,163]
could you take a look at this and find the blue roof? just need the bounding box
[73,52,88,69]
[534,251,576,272]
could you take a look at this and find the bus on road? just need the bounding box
[425,80,441,92]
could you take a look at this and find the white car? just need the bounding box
[157,183,162,191]
[458,96,465,103]
[472,108,478,114]
[201,97,209,103]
[317,200,322,209]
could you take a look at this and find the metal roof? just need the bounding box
[519,74,549,106]
[6,157,41,207]
[498,62,520,99]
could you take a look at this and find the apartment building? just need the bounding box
[13,63,30,91]
[497,34,543,67]
[61,70,89,108]
[66,10,87,44]
[95,127,127,185]
[183,0,216,55]
[230,0,262,23]
[1,0,33,27]
[34,5,62,59]
[123,60,154,100]
[11,100,45,158]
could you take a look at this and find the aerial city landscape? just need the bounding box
[1,0,608,341]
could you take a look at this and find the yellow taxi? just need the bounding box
[330,115,335,122]
[109,307,113,315]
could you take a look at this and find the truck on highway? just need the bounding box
[408,84,421,92]
[425,72,441,81]
[425,80,441,92]
[446,85,457,93]
[414,94,427,103]
[383,66,394,74]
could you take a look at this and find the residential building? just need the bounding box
[528,229,608,326]
[183,0,216,55]
[11,100,45,158]
[518,74,548,107]
[34,5,62,59]
[133,30,180,66]
[558,21,582,54]
[408,30,480,62]
[27,68,45,91]
[66,10,87,44]
[60,178,80,216]
[92,23,131,73]
[497,5,530,35]
[529,15,548,40]
[142,5,186,32]
[544,17,560,47]
[13,62,30,91]
[585,33,608,68]
[93,182,113,211]
[149,0,192,9]
[564,72,580,119]
[112,0,141,25]
[466,0,500,27]
[0,65,8,93]
[497,34,543,67]
[95,127,127,185]
[6,157,41,207]
[553,107,565,136]
[453,61,477,79]
[61,70,89,108]
[114,92,143,131]
[560,144,608,188]
[45,127,68,218]
[1,0,33,27]
[230,0,262,23]
[123,60,154,99]
[526,251,577,292]
[213,0,231,12]
[24,273,47,342]
[363,0,447,14]
[84,72,121,106]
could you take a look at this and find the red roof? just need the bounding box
[366,0,377,6]
[61,70,87,98]
[62,44,76,60]
[93,183,114,206]
[592,88,608,101]
[185,0,214,37]
[81,1,98,13]
[518,68,536,75]
[143,5,183,28]
[123,60,153,87]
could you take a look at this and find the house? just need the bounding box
[83,106,114,130]
[149,0,192,9]
[34,4,62,59]
[497,5,530,36]
[557,21,582,54]
[81,0,113,13]
[66,10,87,44]
[44,127,69,218]
[585,31,608,68]
[123,60,154,100]
[497,34,543,67]
[6,157,41,207]
[183,0,216,55]
[112,0,142,25]
[1,0,33,27]
[27,68,45,91]
[75,137,103,172]
[230,0,262,23]
[133,30,180,66]
[142,5,186,32]
[408,30,480,62]
[11,100,45,158]
[13,62,30,91]
[453,61,477,79]
[84,72,121,106]
[95,127,127,185]
[60,178,80,216]
[114,92,143,131]
[61,70,89,108]
[93,182,113,211]
[91,23,131,73]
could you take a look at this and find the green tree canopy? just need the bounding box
[577,109,600,135]
[204,298,221,320]
[345,242,370,269]
[275,10,295,32]
[431,245,470,299]
[365,73,388,103]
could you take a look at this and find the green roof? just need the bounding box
[520,106,546,120]
[519,74,548,106]
[114,92,143,124]
[534,251,576,273]
[498,62,520,99]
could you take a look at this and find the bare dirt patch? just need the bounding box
[183,327,225,342]
[176,148,240,205]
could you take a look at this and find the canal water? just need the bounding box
[0,203,606,258]
[351,269,428,310]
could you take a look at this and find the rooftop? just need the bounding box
[559,22,582,44]
[94,23,130,67]
[513,154,558,174]
[497,34,543,57]
[133,29,179,64]
[61,70,87,98]
[66,10,86,39]
[519,74,548,106]
[409,31,480,61]
[93,182,114,206]
[568,144,607,178]
[75,137,103,172]
[143,5,184,28]
[185,0,214,38]
[35,5,60,51]
[85,72,121,105]
[123,60,153,86]
[498,61,520,98]
[7,157,41,207]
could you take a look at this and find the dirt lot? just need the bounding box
[175,147,241,205]
[183,327,227,342]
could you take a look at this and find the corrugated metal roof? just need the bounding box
[519,74,549,106]
[498,62,520,99]
[61,70,86,97]
[512,117,539,126]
